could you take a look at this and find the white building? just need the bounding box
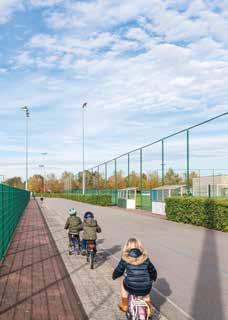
[193,175,228,197]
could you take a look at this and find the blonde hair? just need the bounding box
[122,238,148,259]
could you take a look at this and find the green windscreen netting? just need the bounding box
[0,184,30,260]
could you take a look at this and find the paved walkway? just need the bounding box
[0,200,87,320]
[42,198,228,320]
[41,199,166,320]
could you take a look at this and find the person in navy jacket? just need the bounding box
[112,238,157,317]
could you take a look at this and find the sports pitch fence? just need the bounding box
[74,112,228,209]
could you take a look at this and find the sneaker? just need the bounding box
[147,302,155,317]
[118,298,128,312]
[81,250,86,256]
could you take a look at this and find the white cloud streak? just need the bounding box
[1,0,228,179]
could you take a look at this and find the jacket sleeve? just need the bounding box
[112,259,126,280]
[64,218,69,230]
[78,218,83,231]
[96,221,102,233]
[148,259,157,281]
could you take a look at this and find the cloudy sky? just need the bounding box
[0,0,228,180]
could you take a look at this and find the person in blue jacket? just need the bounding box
[112,238,157,317]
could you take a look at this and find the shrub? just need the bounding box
[40,193,112,207]
[165,197,228,232]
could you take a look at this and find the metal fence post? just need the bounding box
[128,153,130,188]
[161,140,165,185]
[0,184,3,260]
[208,184,211,198]
[105,163,108,191]
[97,166,100,194]
[140,148,143,209]
[84,170,87,194]
[115,159,117,204]
[212,169,215,197]
[186,129,190,195]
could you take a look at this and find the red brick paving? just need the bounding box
[0,200,87,320]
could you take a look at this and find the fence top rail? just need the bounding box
[78,112,228,173]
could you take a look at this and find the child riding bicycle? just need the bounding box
[81,211,101,255]
[64,208,82,255]
[112,238,157,317]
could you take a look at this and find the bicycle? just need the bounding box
[86,240,96,269]
[126,295,152,320]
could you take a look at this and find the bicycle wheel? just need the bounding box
[89,252,94,269]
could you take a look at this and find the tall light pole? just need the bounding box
[21,106,29,190]
[41,152,48,193]
[38,164,45,193]
[82,102,87,195]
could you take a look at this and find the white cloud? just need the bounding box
[1,0,228,179]
[30,0,63,6]
[0,67,7,74]
[0,0,24,24]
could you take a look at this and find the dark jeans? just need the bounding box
[81,239,96,251]
[68,234,80,250]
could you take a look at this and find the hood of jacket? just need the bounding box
[122,247,148,265]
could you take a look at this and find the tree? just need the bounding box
[116,170,127,189]
[146,171,160,188]
[46,174,63,193]
[164,168,183,185]
[4,177,24,189]
[189,171,198,186]
[60,171,75,191]
[129,171,140,188]
[28,175,43,193]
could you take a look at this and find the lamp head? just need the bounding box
[21,106,29,117]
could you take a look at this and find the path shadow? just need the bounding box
[191,229,225,320]
[96,238,105,245]
[151,278,172,311]
[95,245,122,268]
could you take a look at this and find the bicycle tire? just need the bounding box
[89,252,94,269]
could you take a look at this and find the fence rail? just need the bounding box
[0,184,30,260]
[74,112,228,209]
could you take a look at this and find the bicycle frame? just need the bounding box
[127,295,150,320]
[86,241,96,269]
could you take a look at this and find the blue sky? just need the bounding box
[0,0,228,180]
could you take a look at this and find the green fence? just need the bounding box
[74,112,228,211]
[0,184,30,260]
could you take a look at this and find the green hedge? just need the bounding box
[165,197,228,231]
[41,193,112,207]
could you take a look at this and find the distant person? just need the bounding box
[81,211,101,255]
[112,238,157,317]
[64,208,82,255]
[40,195,44,205]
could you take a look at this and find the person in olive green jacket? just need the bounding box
[81,211,101,255]
[65,208,82,255]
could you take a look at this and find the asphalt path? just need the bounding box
[42,198,228,320]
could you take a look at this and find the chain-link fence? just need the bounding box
[0,184,30,260]
[74,112,228,211]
